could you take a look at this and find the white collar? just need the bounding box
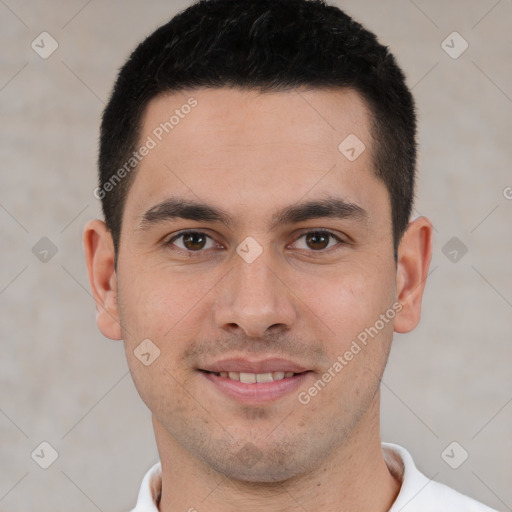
[131,443,495,511]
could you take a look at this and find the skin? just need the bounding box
[84,87,432,511]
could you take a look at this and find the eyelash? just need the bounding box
[164,229,347,254]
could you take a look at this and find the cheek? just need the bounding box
[293,265,395,417]
[116,262,208,413]
[116,259,221,349]
[298,261,396,345]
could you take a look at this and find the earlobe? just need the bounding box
[83,219,122,340]
[394,217,433,334]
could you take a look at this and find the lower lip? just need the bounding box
[201,371,311,404]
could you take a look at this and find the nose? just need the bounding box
[213,245,298,338]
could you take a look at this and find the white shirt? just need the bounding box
[131,443,497,511]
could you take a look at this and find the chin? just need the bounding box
[201,441,320,484]
[219,460,306,484]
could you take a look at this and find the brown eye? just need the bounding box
[291,230,343,252]
[182,232,207,251]
[167,231,217,252]
[305,232,331,250]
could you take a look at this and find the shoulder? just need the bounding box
[383,443,497,512]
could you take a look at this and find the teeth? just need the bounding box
[240,372,257,384]
[217,371,295,383]
[255,372,274,383]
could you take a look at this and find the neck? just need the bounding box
[154,397,400,512]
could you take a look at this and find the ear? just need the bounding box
[394,216,433,334]
[83,219,122,340]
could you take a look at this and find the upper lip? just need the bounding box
[200,358,310,374]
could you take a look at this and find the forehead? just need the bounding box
[142,86,371,153]
[123,86,388,228]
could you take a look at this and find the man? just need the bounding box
[84,0,497,510]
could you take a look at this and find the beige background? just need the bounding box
[1,0,511,510]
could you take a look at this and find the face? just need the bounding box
[86,86,431,483]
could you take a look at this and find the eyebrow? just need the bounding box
[139,196,368,231]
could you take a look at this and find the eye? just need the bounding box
[166,231,220,252]
[164,229,345,254]
[291,230,344,251]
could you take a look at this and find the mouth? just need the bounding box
[203,370,300,383]
[198,359,313,403]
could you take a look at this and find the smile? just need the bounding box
[209,371,297,383]
[200,369,312,403]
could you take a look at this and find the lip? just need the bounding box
[200,357,309,374]
[201,370,312,404]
